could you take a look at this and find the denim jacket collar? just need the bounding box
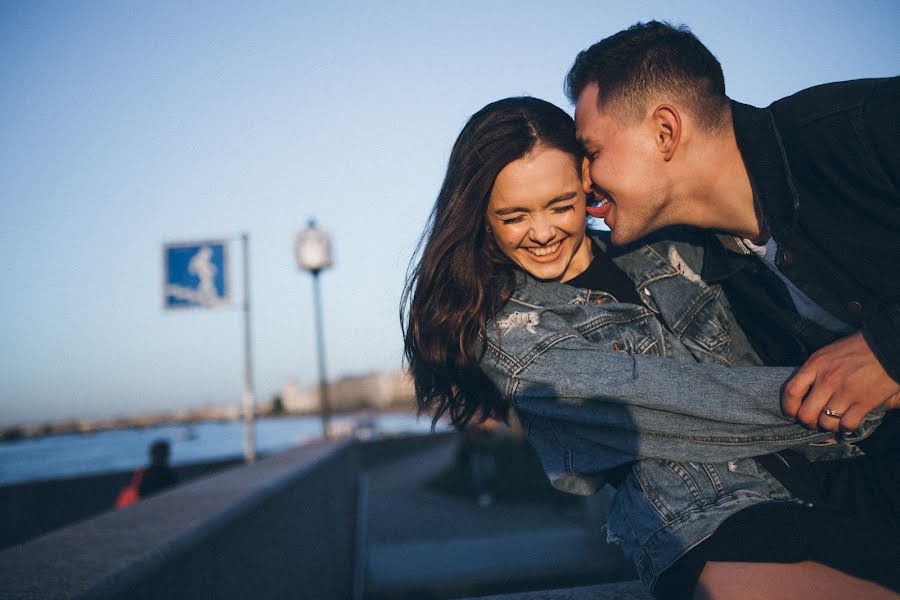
[511,232,700,307]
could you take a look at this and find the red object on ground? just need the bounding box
[115,468,144,508]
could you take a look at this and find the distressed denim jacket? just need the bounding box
[478,232,883,591]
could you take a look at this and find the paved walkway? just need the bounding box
[362,436,640,599]
[463,581,652,600]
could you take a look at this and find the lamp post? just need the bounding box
[295,219,333,439]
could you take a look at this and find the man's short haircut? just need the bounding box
[566,21,729,131]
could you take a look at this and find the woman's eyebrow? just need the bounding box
[493,206,527,216]
[547,192,577,205]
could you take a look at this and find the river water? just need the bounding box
[0,412,440,486]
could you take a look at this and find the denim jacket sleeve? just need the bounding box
[479,301,839,470]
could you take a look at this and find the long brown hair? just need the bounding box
[402,97,583,429]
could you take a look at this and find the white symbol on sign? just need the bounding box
[166,246,227,307]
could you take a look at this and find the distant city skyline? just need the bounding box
[2,1,898,424]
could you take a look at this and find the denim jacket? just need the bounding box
[478,232,883,590]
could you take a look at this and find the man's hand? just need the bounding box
[782,332,900,432]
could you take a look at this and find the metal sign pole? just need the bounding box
[241,233,257,462]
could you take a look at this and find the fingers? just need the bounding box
[796,382,832,430]
[837,404,869,433]
[783,332,899,434]
[782,364,816,421]
[816,398,849,433]
[886,391,900,412]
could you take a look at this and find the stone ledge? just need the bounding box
[0,438,360,600]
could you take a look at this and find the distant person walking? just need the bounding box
[140,439,178,497]
[115,439,178,508]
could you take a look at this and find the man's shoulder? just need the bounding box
[770,77,898,128]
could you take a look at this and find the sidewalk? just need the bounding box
[362,436,637,599]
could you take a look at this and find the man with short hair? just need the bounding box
[569,20,899,431]
[568,21,899,598]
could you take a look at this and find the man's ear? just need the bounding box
[653,105,681,161]
[581,157,592,194]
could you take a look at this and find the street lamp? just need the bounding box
[295,219,333,439]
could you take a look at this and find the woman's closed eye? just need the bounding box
[500,204,575,225]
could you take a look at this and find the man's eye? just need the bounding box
[501,216,525,225]
[553,205,576,214]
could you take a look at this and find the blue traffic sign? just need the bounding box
[163,240,230,309]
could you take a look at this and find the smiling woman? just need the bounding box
[486,146,593,282]
[401,97,589,427]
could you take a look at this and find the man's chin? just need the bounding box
[609,223,664,247]
[609,227,637,247]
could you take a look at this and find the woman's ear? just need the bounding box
[653,105,681,161]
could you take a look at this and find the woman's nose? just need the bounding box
[529,215,556,244]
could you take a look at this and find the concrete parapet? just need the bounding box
[0,432,632,600]
[0,458,243,551]
[0,439,360,599]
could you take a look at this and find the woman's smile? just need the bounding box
[524,240,563,258]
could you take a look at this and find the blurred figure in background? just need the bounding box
[115,439,178,508]
[140,439,178,498]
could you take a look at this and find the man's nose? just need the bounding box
[529,215,556,244]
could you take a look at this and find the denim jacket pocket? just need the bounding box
[632,460,722,524]
[680,288,730,351]
[630,457,775,526]
[577,305,662,356]
[675,288,739,368]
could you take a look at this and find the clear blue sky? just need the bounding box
[2,1,898,424]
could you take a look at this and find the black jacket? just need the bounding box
[707,77,900,380]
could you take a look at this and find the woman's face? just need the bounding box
[486,145,592,282]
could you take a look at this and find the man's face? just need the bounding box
[574,83,672,245]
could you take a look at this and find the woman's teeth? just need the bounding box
[527,241,561,256]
